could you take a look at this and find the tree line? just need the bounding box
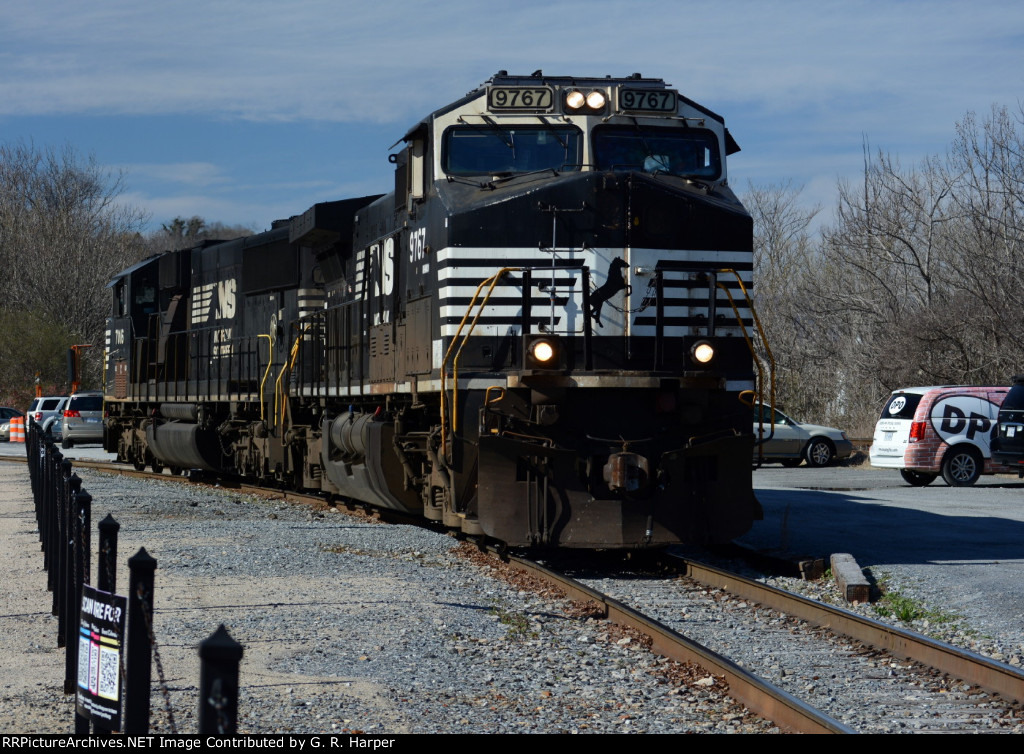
[747,104,1024,436]
[0,142,252,409]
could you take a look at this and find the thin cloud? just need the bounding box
[2,1,1019,125]
[3,0,1021,230]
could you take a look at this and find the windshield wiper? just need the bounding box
[456,115,515,151]
[534,115,569,150]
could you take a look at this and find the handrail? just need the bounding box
[439,267,521,459]
[257,334,273,423]
[276,324,311,431]
[713,268,775,461]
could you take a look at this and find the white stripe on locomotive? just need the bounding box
[433,246,752,338]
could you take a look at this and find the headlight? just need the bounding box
[524,335,564,370]
[531,339,556,363]
[563,89,607,114]
[564,90,586,110]
[690,341,715,365]
[585,90,607,109]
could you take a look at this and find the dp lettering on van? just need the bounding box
[939,404,990,439]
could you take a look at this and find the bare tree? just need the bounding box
[743,181,824,421]
[0,141,148,393]
[943,105,1024,376]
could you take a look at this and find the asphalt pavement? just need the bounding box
[742,463,1024,642]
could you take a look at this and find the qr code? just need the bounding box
[77,635,91,689]
[98,645,120,700]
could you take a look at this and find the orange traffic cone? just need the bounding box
[10,416,25,443]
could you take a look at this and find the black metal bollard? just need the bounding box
[95,514,121,738]
[124,548,157,735]
[48,449,67,614]
[60,473,81,652]
[65,483,91,694]
[199,625,244,735]
[43,442,55,587]
[97,515,120,593]
[27,421,39,495]
[54,457,71,636]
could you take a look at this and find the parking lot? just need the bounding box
[743,463,1024,644]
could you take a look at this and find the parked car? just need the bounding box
[869,385,1012,486]
[0,406,24,441]
[37,397,68,438]
[44,414,63,443]
[26,395,69,429]
[991,375,1024,475]
[753,404,854,467]
[61,391,104,448]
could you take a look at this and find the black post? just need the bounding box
[124,548,157,735]
[97,515,120,593]
[65,481,91,694]
[55,457,71,639]
[44,442,55,590]
[71,485,92,736]
[61,474,81,656]
[95,516,120,737]
[198,625,244,735]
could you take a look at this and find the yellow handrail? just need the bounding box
[714,269,776,454]
[276,324,311,429]
[440,267,521,458]
[257,334,273,423]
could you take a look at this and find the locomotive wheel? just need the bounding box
[942,446,982,487]
[151,461,164,474]
[805,438,835,467]
[169,466,183,476]
[900,469,937,487]
[133,458,146,472]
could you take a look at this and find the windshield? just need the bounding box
[592,125,720,179]
[754,405,795,425]
[1002,382,1024,411]
[879,393,922,420]
[444,125,581,176]
[70,395,103,412]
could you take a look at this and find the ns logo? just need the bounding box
[192,279,237,325]
[214,279,237,319]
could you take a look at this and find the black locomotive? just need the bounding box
[104,71,763,548]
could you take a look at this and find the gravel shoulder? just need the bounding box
[0,461,773,734]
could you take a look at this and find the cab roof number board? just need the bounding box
[619,88,678,113]
[487,86,554,112]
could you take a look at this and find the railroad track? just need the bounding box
[11,451,1024,733]
[515,551,1024,733]
[501,553,852,733]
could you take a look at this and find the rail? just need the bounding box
[505,553,854,733]
[675,555,1024,704]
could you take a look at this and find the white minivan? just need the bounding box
[869,385,1012,486]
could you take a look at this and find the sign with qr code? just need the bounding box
[77,585,127,730]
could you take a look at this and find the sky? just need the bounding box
[1,0,1022,234]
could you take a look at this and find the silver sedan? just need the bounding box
[753,405,853,467]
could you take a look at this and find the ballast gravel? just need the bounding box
[0,463,776,734]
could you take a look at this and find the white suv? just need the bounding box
[26,396,68,430]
